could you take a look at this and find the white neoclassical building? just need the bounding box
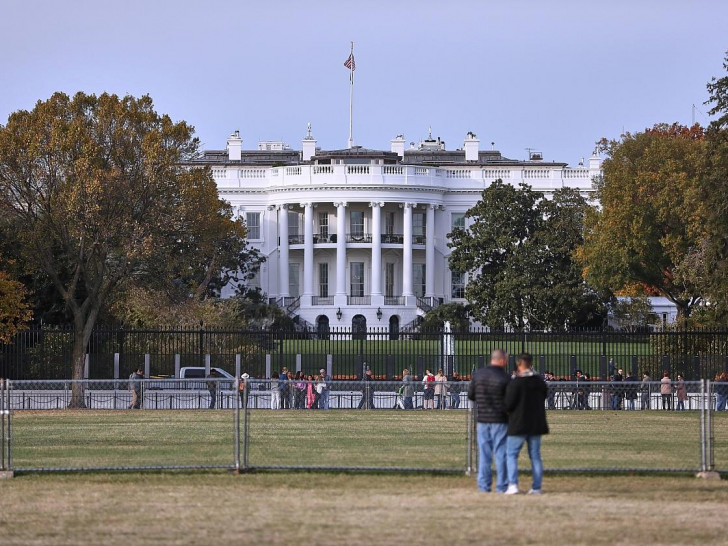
[191,128,602,335]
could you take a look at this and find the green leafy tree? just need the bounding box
[701,50,728,322]
[449,181,600,330]
[420,302,471,333]
[577,123,708,320]
[0,92,251,405]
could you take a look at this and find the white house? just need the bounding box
[190,127,602,335]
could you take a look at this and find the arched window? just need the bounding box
[389,315,400,340]
[316,315,330,340]
[352,314,367,340]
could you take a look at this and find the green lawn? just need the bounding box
[8,410,728,472]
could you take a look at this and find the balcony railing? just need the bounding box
[381,234,404,244]
[346,233,372,243]
[347,295,371,305]
[312,296,334,305]
[313,234,336,244]
[412,235,426,245]
[288,235,304,245]
[384,296,405,306]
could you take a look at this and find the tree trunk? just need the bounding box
[69,331,88,408]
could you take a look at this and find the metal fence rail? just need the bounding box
[4,327,728,381]
[0,379,724,475]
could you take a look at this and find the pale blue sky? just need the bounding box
[1,0,726,164]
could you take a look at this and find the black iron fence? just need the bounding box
[2,326,728,381]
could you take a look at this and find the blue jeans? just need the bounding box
[476,423,508,492]
[403,396,413,410]
[611,394,622,410]
[450,392,460,409]
[320,390,329,410]
[717,394,727,412]
[506,435,543,491]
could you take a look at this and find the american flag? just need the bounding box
[344,53,355,71]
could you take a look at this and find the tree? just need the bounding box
[701,50,728,322]
[0,92,250,405]
[577,123,707,321]
[448,181,600,330]
[0,258,32,344]
[419,302,471,333]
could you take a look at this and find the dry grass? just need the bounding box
[1,473,727,545]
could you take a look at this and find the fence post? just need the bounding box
[113,353,120,380]
[295,354,302,373]
[700,379,707,473]
[465,401,472,476]
[84,354,90,379]
[205,354,211,376]
[265,354,271,379]
[1,379,5,472]
[174,354,181,378]
[234,378,240,474]
[326,354,333,378]
[235,354,241,380]
[707,379,714,472]
[144,354,151,378]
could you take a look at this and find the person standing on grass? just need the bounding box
[624,370,639,410]
[675,374,688,411]
[239,373,250,409]
[434,369,448,409]
[640,372,652,410]
[401,369,414,410]
[279,367,290,409]
[319,368,331,410]
[504,353,549,495]
[448,371,461,409]
[660,371,672,410]
[206,369,220,409]
[714,372,728,411]
[610,368,623,410]
[422,369,435,409]
[306,374,316,409]
[357,369,375,409]
[468,349,510,493]
[128,367,143,409]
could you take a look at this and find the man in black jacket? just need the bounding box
[504,353,548,495]
[467,349,510,493]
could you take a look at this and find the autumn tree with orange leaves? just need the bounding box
[577,123,708,321]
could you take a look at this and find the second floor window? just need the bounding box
[319,212,329,239]
[350,262,364,297]
[451,270,466,299]
[350,211,364,237]
[245,212,261,240]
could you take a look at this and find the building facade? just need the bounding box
[191,128,602,335]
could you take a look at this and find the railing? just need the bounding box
[412,235,426,245]
[346,233,372,243]
[381,234,404,244]
[445,169,471,179]
[239,169,267,178]
[313,234,335,244]
[416,296,441,313]
[313,165,333,174]
[285,167,302,176]
[523,169,551,179]
[346,165,370,175]
[382,165,404,175]
[384,296,405,306]
[347,295,371,305]
[482,169,511,179]
[288,235,305,245]
[284,297,300,314]
[563,168,590,179]
[312,296,334,306]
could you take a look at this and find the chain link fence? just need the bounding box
[0,378,723,475]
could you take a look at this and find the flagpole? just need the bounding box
[348,41,354,149]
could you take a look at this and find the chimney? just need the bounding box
[588,150,602,173]
[464,131,479,161]
[390,134,405,158]
[302,123,317,162]
[227,130,242,161]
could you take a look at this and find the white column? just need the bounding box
[402,203,414,300]
[278,204,289,297]
[425,204,435,298]
[302,202,314,305]
[335,202,347,307]
[370,202,383,305]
